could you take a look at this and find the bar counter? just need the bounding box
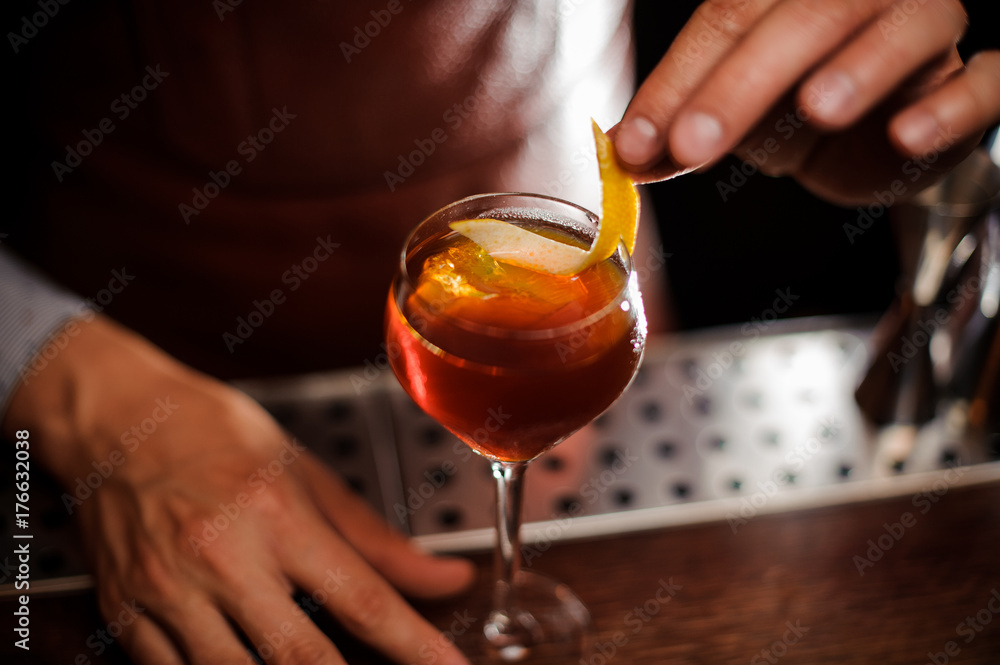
[5,476,999,664]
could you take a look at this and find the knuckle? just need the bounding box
[936,0,968,36]
[280,638,337,665]
[95,585,127,624]
[197,540,244,585]
[128,543,179,600]
[172,512,250,587]
[691,0,755,45]
[972,50,1000,78]
[247,484,292,520]
[788,0,867,35]
[966,53,1000,114]
[891,0,967,43]
[175,516,210,556]
[339,581,391,634]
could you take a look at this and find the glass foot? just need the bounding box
[455,570,592,664]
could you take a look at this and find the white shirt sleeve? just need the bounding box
[0,247,92,419]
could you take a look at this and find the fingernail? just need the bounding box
[615,116,661,166]
[895,110,940,154]
[808,70,856,122]
[672,111,722,166]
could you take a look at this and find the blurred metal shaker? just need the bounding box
[855,145,1000,448]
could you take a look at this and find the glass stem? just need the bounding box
[492,460,527,619]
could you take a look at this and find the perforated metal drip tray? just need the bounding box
[4,316,999,596]
[238,315,1000,551]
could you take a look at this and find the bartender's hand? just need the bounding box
[615,0,1000,204]
[2,316,474,665]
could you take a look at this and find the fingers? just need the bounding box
[615,0,782,171]
[799,0,968,129]
[668,0,896,167]
[729,93,825,177]
[116,613,187,665]
[618,0,973,179]
[156,596,259,665]
[298,452,475,600]
[277,513,471,665]
[891,50,1000,155]
[223,581,347,665]
[102,579,259,664]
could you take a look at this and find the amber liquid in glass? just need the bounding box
[386,224,644,462]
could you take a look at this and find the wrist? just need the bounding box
[2,316,213,485]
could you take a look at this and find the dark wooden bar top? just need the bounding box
[5,479,1000,664]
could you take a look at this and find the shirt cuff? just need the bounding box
[0,249,92,420]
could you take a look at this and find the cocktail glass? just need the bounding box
[385,193,647,662]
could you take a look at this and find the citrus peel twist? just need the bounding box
[449,120,639,275]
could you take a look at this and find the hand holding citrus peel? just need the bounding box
[449,120,640,276]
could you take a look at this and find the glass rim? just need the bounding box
[396,192,638,341]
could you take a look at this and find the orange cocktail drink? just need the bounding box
[384,122,644,663]
[386,213,644,461]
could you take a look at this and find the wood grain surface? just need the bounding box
[5,480,1000,664]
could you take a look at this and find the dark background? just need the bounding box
[3,0,997,332]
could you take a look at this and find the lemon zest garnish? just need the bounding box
[449,120,639,275]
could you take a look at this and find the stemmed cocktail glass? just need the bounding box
[385,193,647,662]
